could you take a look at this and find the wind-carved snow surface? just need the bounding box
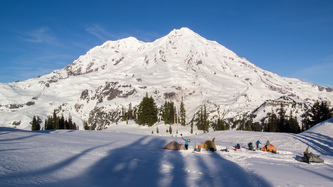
[0,119,332,186]
[0,27,332,130]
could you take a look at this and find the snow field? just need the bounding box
[1,119,333,186]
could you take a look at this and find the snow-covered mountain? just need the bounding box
[0,27,332,130]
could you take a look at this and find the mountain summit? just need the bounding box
[0,28,332,130]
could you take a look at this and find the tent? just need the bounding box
[201,140,217,152]
[164,141,186,150]
[261,144,277,153]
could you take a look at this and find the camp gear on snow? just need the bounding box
[235,143,241,151]
[164,141,186,150]
[298,153,324,163]
[297,147,324,163]
[221,148,229,152]
[194,143,201,152]
[201,140,217,152]
[248,142,254,151]
[261,144,277,153]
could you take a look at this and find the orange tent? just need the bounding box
[261,144,277,153]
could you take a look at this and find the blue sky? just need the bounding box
[1,0,333,87]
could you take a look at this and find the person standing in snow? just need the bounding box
[303,146,312,164]
[256,140,261,150]
[266,140,270,151]
[182,138,190,150]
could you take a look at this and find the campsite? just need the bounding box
[1,119,333,187]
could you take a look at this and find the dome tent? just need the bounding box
[261,144,277,153]
[163,141,186,150]
[201,138,217,152]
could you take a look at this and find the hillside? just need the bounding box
[0,27,332,130]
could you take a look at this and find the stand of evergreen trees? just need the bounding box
[31,116,41,131]
[255,104,300,133]
[196,105,209,132]
[118,94,187,127]
[30,110,77,130]
[136,93,158,126]
[301,101,333,131]
[44,110,77,130]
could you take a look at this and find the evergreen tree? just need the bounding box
[128,103,133,120]
[180,98,186,126]
[203,105,209,132]
[59,114,65,129]
[245,119,253,131]
[84,121,90,130]
[301,101,333,130]
[288,112,300,133]
[162,101,176,124]
[252,122,261,131]
[196,106,203,131]
[266,112,278,132]
[197,105,209,132]
[30,116,41,131]
[45,115,54,130]
[137,93,158,126]
[277,104,286,132]
[53,110,59,130]
[121,106,127,121]
[213,118,225,131]
[190,118,194,134]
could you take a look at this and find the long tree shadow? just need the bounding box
[55,136,186,187]
[0,127,67,142]
[0,142,114,186]
[305,132,333,146]
[293,132,333,156]
[193,152,272,187]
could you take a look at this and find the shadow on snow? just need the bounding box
[192,152,271,187]
[0,129,272,187]
[294,132,333,156]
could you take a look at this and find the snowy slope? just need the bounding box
[0,119,332,186]
[0,27,332,130]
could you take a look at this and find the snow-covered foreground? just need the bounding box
[1,120,333,187]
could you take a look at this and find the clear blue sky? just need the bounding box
[1,0,332,87]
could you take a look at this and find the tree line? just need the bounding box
[32,94,331,134]
[119,93,187,127]
[31,110,77,131]
[85,94,331,134]
[230,101,332,133]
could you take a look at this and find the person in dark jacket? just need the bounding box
[256,140,261,150]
